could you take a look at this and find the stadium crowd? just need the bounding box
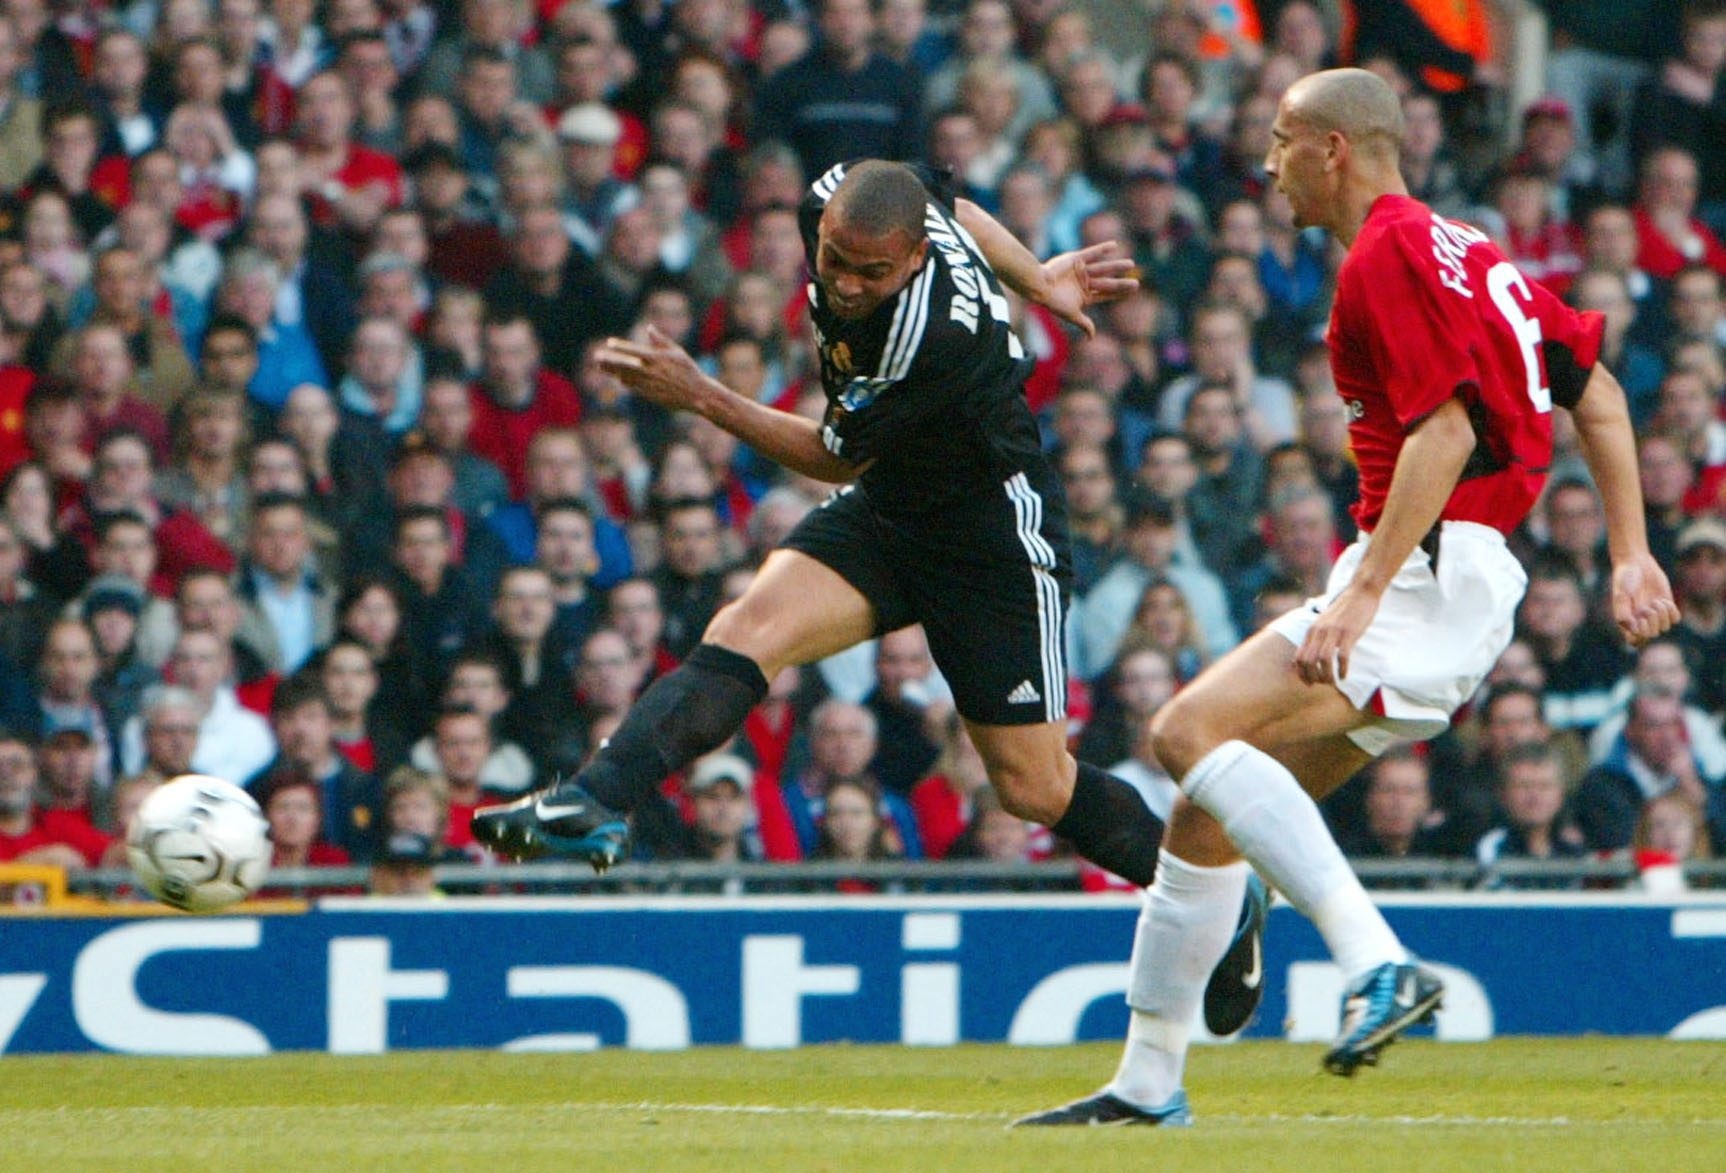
[0,0,1722,896]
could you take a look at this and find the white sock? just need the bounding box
[1109,853,1248,1108]
[1181,740,1405,982]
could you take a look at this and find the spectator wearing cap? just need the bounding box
[753,0,924,177]
[1507,96,1601,221]
[247,675,380,861]
[418,0,554,107]
[0,732,107,868]
[34,617,115,785]
[83,572,158,746]
[409,142,510,290]
[369,829,441,896]
[1671,516,1726,713]
[36,723,112,849]
[484,201,630,375]
[1118,161,1211,314]
[678,752,765,863]
[1071,489,1236,683]
[555,103,635,259]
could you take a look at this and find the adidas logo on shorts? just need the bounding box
[1007,680,1042,705]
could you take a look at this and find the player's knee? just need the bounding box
[1149,697,1215,782]
[988,766,1067,825]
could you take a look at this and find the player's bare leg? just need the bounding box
[471,551,875,864]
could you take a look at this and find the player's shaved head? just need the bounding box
[1284,68,1403,158]
[827,161,929,244]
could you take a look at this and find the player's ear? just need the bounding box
[910,237,929,269]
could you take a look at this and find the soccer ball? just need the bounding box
[127,775,271,912]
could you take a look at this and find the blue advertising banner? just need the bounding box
[3,894,1726,1055]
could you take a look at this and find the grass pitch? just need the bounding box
[2,1040,1723,1172]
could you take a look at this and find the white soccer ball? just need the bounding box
[127,775,272,912]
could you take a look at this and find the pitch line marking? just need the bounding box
[6,1103,1725,1129]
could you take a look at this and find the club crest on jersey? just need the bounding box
[827,341,854,374]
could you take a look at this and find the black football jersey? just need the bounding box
[799,161,1044,517]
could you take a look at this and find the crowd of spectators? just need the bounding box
[0,0,1722,898]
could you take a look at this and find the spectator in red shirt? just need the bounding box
[426,705,505,857]
[68,323,170,463]
[294,69,404,234]
[260,772,353,869]
[0,733,106,867]
[35,726,105,839]
[467,310,582,498]
[910,709,993,861]
[1634,145,1726,279]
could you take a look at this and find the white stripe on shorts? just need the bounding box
[1004,473,1066,723]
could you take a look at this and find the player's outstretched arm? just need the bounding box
[954,199,1137,338]
[597,328,864,483]
[1568,362,1681,646]
[1295,397,1476,686]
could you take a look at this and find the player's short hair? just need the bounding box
[1287,67,1404,158]
[826,161,929,244]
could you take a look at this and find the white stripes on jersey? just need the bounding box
[875,262,934,382]
[813,162,848,200]
[1004,472,1067,724]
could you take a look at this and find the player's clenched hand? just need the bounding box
[595,326,705,411]
[1294,584,1381,687]
[1038,242,1139,338]
[1610,552,1681,648]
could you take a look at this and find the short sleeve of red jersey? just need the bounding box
[1525,280,1605,411]
[1358,218,1484,430]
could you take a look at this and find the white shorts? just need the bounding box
[1268,521,1527,756]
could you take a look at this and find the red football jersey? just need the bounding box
[1328,195,1604,535]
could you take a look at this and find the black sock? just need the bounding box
[578,643,769,811]
[1051,762,1165,887]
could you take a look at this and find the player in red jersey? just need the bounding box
[1021,68,1679,1127]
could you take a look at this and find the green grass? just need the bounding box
[3,1041,1724,1172]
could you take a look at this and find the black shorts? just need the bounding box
[782,474,1073,727]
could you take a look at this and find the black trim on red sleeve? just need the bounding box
[1543,339,1590,411]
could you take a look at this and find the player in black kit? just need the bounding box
[472,160,1268,1034]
